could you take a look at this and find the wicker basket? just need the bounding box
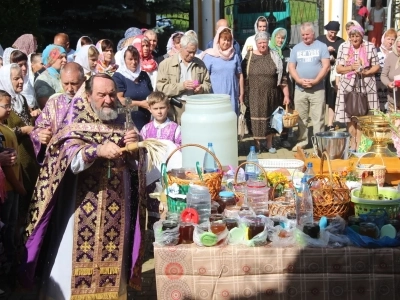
[282,104,299,128]
[354,152,386,187]
[269,180,296,217]
[165,144,223,201]
[308,151,351,220]
[233,161,268,206]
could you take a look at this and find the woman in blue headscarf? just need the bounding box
[34,44,66,109]
[269,27,294,149]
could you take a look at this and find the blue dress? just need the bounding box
[113,71,153,131]
[203,54,242,115]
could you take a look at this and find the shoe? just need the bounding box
[292,141,308,152]
[327,125,335,131]
[268,147,277,154]
[281,140,291,149]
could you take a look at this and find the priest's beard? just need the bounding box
[90,102,118,121]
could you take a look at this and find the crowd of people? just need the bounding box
[0,10,399,298]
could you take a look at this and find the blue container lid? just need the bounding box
[219,191,235,198]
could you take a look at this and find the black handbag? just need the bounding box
[344,74,369,117]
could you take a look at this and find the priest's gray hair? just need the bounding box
[181,35,198,49]
[255,31,270,42]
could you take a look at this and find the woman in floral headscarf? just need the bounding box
[34,44,67,109]
[12,34,37,56]
[335,25,380,150]
[132,35,158,89]
[95,39,118,76]
[201,27,243,115]
[165,32,184,57]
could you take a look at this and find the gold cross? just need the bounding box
[106,228,119,241]
[105,242,117,253]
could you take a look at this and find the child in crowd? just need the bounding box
[0,90,25,274]
[140,91,181,230]
[140,91,182,147]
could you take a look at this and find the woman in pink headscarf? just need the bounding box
[95,39,118,76]
[12,34,37,56]
[165,32,184,57]
[335,25,380,150]
[132,35,158,89]
[201,27,243,115]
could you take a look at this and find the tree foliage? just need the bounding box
[0,0,40,48]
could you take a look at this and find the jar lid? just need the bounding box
[200,232,218,246]
[219,191,235,198]
[181,208,199,224]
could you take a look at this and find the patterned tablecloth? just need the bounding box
[154,244,400,300]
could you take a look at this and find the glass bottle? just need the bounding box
[359,171,379,200]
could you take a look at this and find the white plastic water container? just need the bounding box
[181,94,238,168]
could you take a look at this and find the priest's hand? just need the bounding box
[124,129,139,145]
[38,128,52,145]
[97,142,122,159]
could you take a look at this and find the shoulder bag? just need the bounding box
[344,74,369,117]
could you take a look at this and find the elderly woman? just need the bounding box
[5,49,38,109]
[376,29,397,111]
[317,21,345,130]
[165,32,184,58]
[335,25,380,151]
[95,39,118,76]
[74,45,99,78]
[113,45,153,131]
[269,27,293,148]
[0,64,39,206]
[381,36,400,111]
[242,32,290,154]
[202,26,243,115]
[132,35,158,89]
[34,44,67,109]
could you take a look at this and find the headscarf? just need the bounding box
[76,36,92,53]
[346,25,369,79]
[392,37,400,69]
[166,32,184,53]
[254,16,268,34]
[12,34,37,56]
[132,35,158,72]
[27,53,35,86]
[0,64,26,114]
[269,27,288,59]
[200,26,234,61]
[95,39,118,75]
[42,44,66,80]
[74,45,97,75]
[3,48,37,108]
[380,29,395,53]
[117,27,142,51]
[115,46,142,82]
[2,47,16,65]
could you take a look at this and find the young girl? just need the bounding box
[140,91,181,147]
[0,90,26,272]
[140,91,181,229]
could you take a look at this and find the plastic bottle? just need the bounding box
[245,146,259,180]
[203,142,218,173]
[296,177,314,226]
[359,171,379,200]
[303,162,315,182]
[186,185,211,224]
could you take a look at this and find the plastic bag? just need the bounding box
[193,222,229,247]
[294,228,330,248]
[270,106,284,134]
[269,225,297,247]
[153,220,180,246]
[345,226,400,248]
[241,216,271,247]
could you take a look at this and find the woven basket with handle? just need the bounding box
[269,178,296,217]
[307,151,351,220]
[283,104,299,128]
[166,144,223,201]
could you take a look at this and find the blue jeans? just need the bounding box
[0,191,19,260]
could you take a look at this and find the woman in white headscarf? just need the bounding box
[74,45,99,78]
[165,32,184,58]
[113,45,153,131]
[0,63,39,201]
